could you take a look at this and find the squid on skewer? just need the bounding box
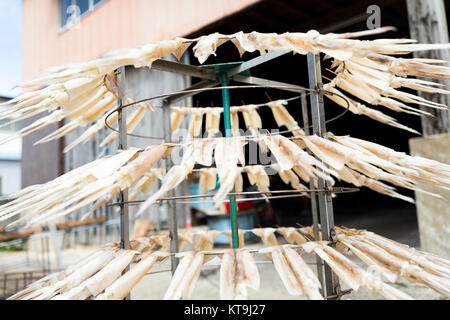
[5,118,450,230]
[0,76,108,145]
[199,168,218,195]
[34,246,119,300]
[204,107,222,137]
[163,251,205,300]
[366,53,450,80]
[328,133,450,187]
[241,105,262,136]
[220,249,260,300]
[177,230,195,251]
[63,106,119,153]
[276,227,308,245]
[323,85,420,134]
[347,229,450,279]
[193,230,221,251]
[188,108,207,138]
[343,58,450,106]
[22,38,189,87]
[212,137,247,206]
[271,164,309,193]
[337,236,450,296]
[251,228,279,247]
[337,227,450,296]
[11,237,168,300]
[244,165,271,196]
[260,245,323,300]
[7,246,113,300]
[230,109,241,136]
[128,168,165,202]
[192,137,217,167]
[267,100,306,147]
[193,33,234,64]
[262,134,335,185]
[54,250,139,300]
[224,229,247,249]
[299,133,449,201]
[302,242,413,300]
[171,107,190,133]
[97,252,168,300]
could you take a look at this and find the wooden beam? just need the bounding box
[55,216,107,230]
[0,227,42,242]
[406,0,450,136]
[0,217,107,243]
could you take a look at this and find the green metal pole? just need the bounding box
[219,72,240,249]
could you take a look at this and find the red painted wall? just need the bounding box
[22,0,258,82]
[21,0,258,186]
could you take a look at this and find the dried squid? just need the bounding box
[220,249,260,300]
[302,242,413,300]
[260,245,323,300]
[3,26,450,149]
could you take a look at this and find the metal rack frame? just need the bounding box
[114,51,342,299]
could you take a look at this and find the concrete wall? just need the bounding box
[409,133,450,259]
[0,160,21,195]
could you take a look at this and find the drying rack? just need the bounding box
[111,51,355,300]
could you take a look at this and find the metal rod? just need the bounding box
[301,90,326,295]
[226,50,290,76]
[324,288,353,300]
[45,231,50,273]
[49,222,63,271]
[163,98,179,273]
[41,235,47,273]
[115,187,357,200]
[104,83,351,140]
[116,66,130,300]
[40,237,44,273]
[104,84,320,132]
[232,75,307,94]
[155,50,290,81]
[166,79,218,104]
[107,187,359,207]
[219,72,239,249]
[152,59,218,80]
[307,53,340,298]
[175,193,308,204]
[143,259,322,276]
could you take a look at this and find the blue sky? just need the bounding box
[0,0,21,98]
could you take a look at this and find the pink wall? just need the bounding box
[22,0,259,82]
[21,0,258,187]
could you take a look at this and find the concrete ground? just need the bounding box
[0,204,448,300]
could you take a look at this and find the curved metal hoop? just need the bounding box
[107,187,360,207]
[104,84,351,141]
